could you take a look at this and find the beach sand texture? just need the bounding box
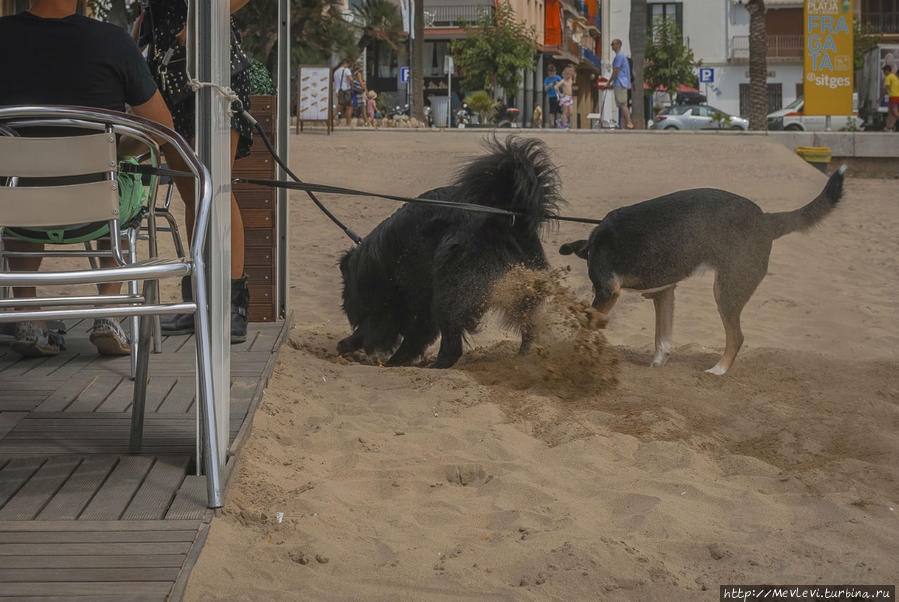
[184,131,898,601]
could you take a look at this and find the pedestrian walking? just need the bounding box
[610,39,634,129]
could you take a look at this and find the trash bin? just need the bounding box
[430,96,450,128]
[795,146,832,173]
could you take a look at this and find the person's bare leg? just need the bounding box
[95,237,126,296]
[167,130,245,278]
[6,239,46,328]
[620,104,633,128]
[228,129,245,278]
[887,106,898,130]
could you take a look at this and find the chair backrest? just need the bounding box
[0,132,119,228]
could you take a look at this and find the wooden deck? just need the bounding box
[0,318,290,601]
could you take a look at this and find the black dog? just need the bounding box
[338,137,562,368]
[560,167,845,375]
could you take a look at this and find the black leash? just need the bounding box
[119,162,193,179]
[239,110,363,244]
[232,177,604,225]
[121,122,605,241]
[234,177,521,217]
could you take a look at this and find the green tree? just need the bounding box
[354,0,405,85]
[644,18,700,106]
[234,0,357,74]
[463,90,498,123]
[854,20,883,72]
[450,1,537,100]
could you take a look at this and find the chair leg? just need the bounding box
[129,281,154,454]
[157,210,186,259]
[192,269,223,508]
[83,241,100,270]
[128,229,140,379]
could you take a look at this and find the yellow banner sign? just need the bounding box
[804,0,854,115]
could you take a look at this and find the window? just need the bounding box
[739,83,783,117]
[861,0,898,34]
[647,2,683,39]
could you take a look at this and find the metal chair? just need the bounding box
[0,105,222,508]
[1,116,175,376]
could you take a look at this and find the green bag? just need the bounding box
[4,158,147,245]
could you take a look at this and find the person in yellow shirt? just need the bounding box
[882,64,899,132]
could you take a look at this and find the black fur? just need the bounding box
[560,168,845,373]
[338,137,562,368]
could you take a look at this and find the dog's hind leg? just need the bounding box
[386,327,434,366]
[431,329,464,369]
[644,285,675,367]
[706,264,765,375]
[337,328,365,354]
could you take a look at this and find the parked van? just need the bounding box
[767,94,860,131]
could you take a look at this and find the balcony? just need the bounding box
[423,4,495,28]
[730,34,802,62]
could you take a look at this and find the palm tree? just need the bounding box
[411,0,425,121]
[746,0,768,131]
[354,0,404,84]
[629,0,647,128]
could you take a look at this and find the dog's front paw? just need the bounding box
[650,354,670,368]
[704,364,727,376]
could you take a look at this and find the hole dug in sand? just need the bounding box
[461,266,618,398]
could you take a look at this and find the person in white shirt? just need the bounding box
[333,58,354,126]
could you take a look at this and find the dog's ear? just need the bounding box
[559,240,589,259]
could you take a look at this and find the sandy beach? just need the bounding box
[184,130,898,601]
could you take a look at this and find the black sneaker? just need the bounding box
[11,321,64,357]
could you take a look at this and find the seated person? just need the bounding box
[0,0,176,357]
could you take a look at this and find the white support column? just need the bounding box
[192,3,231,472]
[277,0,291,319]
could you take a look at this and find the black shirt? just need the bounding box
[0,12,158,111]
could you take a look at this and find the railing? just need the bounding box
[730,34,803,60]
[423,4,494,27]
[861,13,899,34]
[576,0,587,17]
[581,46,602,68]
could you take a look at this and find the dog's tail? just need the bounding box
[452,136,563,232]
[766,165,845,240]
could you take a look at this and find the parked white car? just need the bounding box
[767,94,861,131]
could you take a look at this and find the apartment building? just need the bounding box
[604,0,895,124]
[540,0,603,127]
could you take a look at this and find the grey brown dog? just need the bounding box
[560,167,846,375]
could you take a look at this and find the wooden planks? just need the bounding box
[0,457,80,521]
[122,456,189,521]
[0,319,289,600]
[0,521,202,600]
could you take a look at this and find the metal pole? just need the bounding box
[193,1,231,475]
[277,0,290,319]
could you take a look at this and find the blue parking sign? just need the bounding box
[401,67,410,83]
[699,67,714,83]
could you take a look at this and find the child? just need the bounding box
[554,65,575,129]
[366,90,377,127]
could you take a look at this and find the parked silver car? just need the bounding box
[650,104,749,130]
